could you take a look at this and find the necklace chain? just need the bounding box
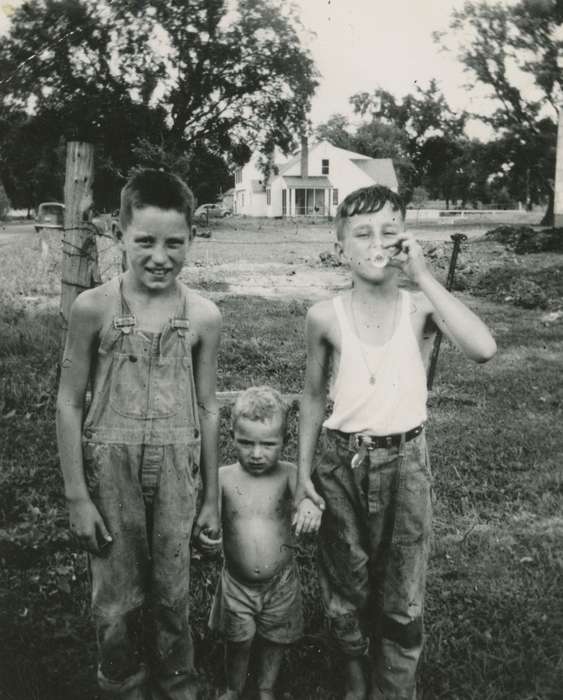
[349,290,399,386]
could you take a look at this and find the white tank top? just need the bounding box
[323,290,427,434]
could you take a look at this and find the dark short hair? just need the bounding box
[335,185,405,240]
[119,169,194,232]
[231,386,288,436]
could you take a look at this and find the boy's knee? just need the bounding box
[382,614,423,649]
[96,607,145,684]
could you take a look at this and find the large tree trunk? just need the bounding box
[540,188,554,227]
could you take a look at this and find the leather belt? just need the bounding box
[327,424,424,451]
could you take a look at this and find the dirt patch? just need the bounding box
[182,261,350,300]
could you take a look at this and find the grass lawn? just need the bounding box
[0,227,562,699]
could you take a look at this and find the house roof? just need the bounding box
[277,153,301,176]
[351,158,397,187]
[251,179,265,193]
[282,176,332,188]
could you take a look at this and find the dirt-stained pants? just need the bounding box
[86,442,199,700]
[314,429,432,700]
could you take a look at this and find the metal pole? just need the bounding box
[426,232,468,390]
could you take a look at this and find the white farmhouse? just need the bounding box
[233,139,398,218]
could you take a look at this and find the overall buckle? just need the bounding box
[113,315,136,334]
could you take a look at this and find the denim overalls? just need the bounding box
[82,277,201,699]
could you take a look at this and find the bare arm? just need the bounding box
[389,234,497,362]
[296,305,330,510]
[191,296,222,539]
[288,464,323,535]
[56,291,112,553]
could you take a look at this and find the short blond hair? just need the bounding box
[231,386,288,435]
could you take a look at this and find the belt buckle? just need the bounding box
[352,434,374,451]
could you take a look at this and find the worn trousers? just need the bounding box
[85,441,199,700]
[314,429,433,700]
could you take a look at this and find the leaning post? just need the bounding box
[60,141,98,350]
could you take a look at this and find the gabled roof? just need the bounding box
[277,152,301,176]
[251,179,266,193]
[351,158,397,187]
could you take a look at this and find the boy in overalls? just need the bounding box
[296,185,496,699]
[56,169,221,699]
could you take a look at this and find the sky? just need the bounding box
[0,0,523,140]
[292,0,509,138]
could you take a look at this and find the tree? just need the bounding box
[315,82,467,202]
[0,180,11,219]
[315,114,356,151]
[0,0,318,208]
[350,80,467,170]
[437,0,563,223]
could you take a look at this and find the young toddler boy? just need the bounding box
[208,386,322,700]
[56,168,221,699]
[296,185,497,700]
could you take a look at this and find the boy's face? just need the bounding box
[336,202,404,283]
[233,415,284,477]
[121,206,190,292]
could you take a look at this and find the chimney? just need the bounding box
[300,135,309,178]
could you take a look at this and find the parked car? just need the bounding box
[35,202,64,232]
[194,203,231,221]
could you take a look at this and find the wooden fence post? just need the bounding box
[60,141,99,347]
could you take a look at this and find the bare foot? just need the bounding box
[344,657,367,700]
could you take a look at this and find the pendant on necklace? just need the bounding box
[369,376,376,385]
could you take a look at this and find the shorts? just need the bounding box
[208,561,304,644]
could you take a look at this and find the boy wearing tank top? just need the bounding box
[296,185,496,700]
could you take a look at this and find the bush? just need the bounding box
[485,225,563,254]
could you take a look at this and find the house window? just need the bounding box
[235,168,242,184]
[322,159,329,175]
[266,188,271,205]
[295,189,326,215]
[332,188,339,206]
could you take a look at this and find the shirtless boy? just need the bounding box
[209,386,322,700]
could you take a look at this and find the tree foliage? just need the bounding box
[315,82,466,203]
[0,0,318,208]
[436,0,563,221]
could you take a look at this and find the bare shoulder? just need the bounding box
[306,298,336,336]
[186,287,221,323]
[70,283,113,332]
[184,286,221,340]
[218,462,239,489]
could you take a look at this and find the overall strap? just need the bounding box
[98,277,135,355]
[170,285,190,336]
